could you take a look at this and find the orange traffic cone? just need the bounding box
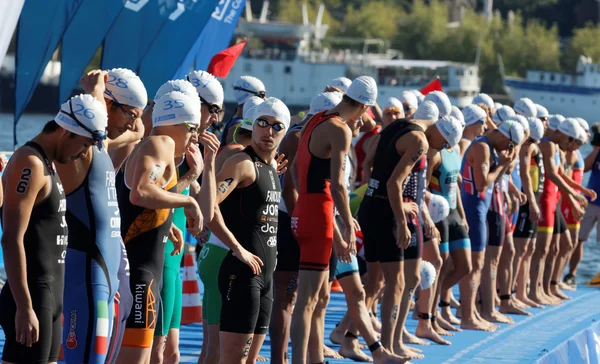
[181,251,202,324]
[331,279,343,293]
[58,314,64,360]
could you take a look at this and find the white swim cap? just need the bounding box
[509,115,529,132]
[154,79,197,101]
[416,94,425,105]
[494,102,503,111]
[104,68,147,109]
[413,101,439,121]
[462,104,487,126]
[241,105,260,131]
[399,91,419,111]
[575,117,589,132]
[424,91,452,117]
[528,117,545,142]
[576,124,588,144]
[492,105,515,125]
[243,96,264,118]
[558,118,582,140]
[498,119,525,146]
[187,70,225,106]
[233,75,266,105]
[436,115,464,148]
[383,97,403,112]
[330,77,352,93]
[420,260,437,290]
[253,97,291,129]
[346,76,378,106]
[152,91,201,127]
[411,90,424,99]
[514,98,537,118]
[548,114,565,130]
[535,104,549,118]
[450,106,465,127]
[55,94,109,141]
[309,91,343,115]
[472,93,495,110]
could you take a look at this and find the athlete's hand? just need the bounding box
[584,188,597,202]
[184,199,203,236]
[574,194,589,208]
[396,222,412,249]
[233,247,264,275]
[168,223,183,256]
[573,203,585,221]
[195,229,210,248]
[15,307,39,347]
[185,143,204,179]
[461,218,470,232]
[403,201,419,220]
[516,190,527,206]
[333,235,352,264]
[199,131,220,162]
[344,223,357,257]
[276,153,288,175]
[499,149,516,166]
[423,215,440,241]
[80,69,107,94]
[529,202,541,222]
[0,153,7,172]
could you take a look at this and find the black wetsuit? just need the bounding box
[218,146,281,334]
[358,119,426,263]
[0,141,68,363]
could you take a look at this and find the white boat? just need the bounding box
[222,8,480,108]
[504,55,600,122]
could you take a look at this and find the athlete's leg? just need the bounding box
[220,332,255,364]
[152,266,176,364]
[530,229,554,305]
[394,257,423,359]
[270,271,298,364]
[379,261,404,351]
[364,262,384,331]
[308,278,331,362]
[246,334,267,364]
[440,248,471,325]
[290,270,328,364]
[499,233,529,315]
[567,204,599,281]
[107,244,133,364]
[567,239,585,278]
[162,329,180,364]
[542,232,561,303]
[164,271,182,363]
[550,229,572,300]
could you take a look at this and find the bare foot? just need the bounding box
[517,295,543,309]
[393,343,424,360]
[324,345,344,359]
[416,323,451,345]
[372,347,411,364]
[512,297,530,309]
[371,314,382,333]
[330,327,345,345]
[339,340,373,362]
[435,315,460,333]
[256,355,269,361]
[529,293,552,306]
[499,300,532,316]
[441,308,461,326]
[460,317,496,332]
[449,294,460,309]
[475,314,499,332]
[551,287,570,300]
[402,328,430,346]
[481,310,514,324]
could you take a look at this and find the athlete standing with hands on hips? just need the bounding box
[0,94,108,363]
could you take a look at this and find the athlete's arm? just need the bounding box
[470,143,509,192]
[539,142,581,200]
[1,153,46,346]
[520,144,539,221]
[176,143,204,193]
[559,169,596,201]
[584,146,600,172]
[426,149,441,185]
[330,122,355,249]
[196,132,220,223]
[361,134,380,185]
[280,131,301,214]
[388,132,427,248]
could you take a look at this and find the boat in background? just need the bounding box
[221,3,480,108]
[504,55,600,122]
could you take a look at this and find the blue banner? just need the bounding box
[14,0,83,123]
[59,0,126,103]
[138,0,222,97]
[174,0,246,79]
[101,0,173,72]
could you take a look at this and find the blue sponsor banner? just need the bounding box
[101,0,173,72]
[59,0,126,103]
[174,0,246,79]
[14,0,83,123]
[138,0,222,97]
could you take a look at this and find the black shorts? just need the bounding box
[487,209,506,247]
[219,253,274,335]
[436,209,471,253]
[357,256,367,276]
[0,282,62,364]
[275,211,300,273]
[554,209,567,235]
[359,206,422,262]
[514,202,539,239]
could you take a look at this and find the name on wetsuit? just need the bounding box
[261,191,280,236]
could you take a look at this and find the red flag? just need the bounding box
[420,78,442,95]
[207,40,247,78]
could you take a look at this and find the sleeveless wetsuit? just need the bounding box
[335,155,360,279]
[354,127,379,186]
[62,145,122,362]
[487,177,507,247]
[0,141,67,363]
[358,119,425,263]
[538,138,561,233]
[155,161,189,337]
[218,146,281,334]
[514,149,545,239]
[461,136,499,252]
[276,123,303,273]
[431,148,470,254]
[580,150,600,241]
[561,150,584,229]
[116,154,177,348]
[509,159,522,232]
[292,111,339,271]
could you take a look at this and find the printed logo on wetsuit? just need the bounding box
[66,310,78,349]
[261,190,280,239]
[107,171,121,238]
